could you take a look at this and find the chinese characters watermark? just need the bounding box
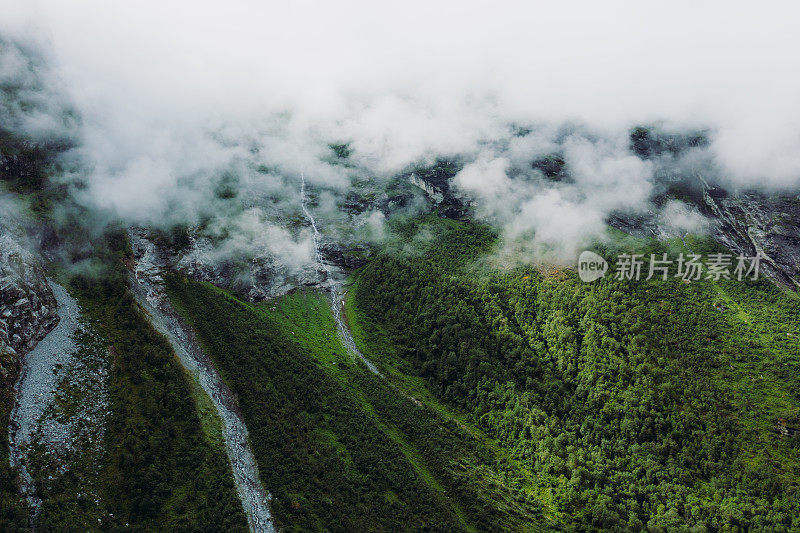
[578,251,763,283]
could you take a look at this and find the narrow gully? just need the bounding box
[300,175,382,376]
[8,280,80,522]
[129,233,276,533]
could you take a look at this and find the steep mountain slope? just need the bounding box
[65,243,249,531]
[129,229,275,533]
[2,231,250,530]
[350,217,800,531]
[166,277,550,532]
[0,217,61,530]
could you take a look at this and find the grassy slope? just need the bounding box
[267,291,548,532]
[261,292,477,532]
[166,277,549,532]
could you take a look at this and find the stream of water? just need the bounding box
[300,175,382,376]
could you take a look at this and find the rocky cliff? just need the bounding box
[699,187,800,290]
[129,227,326,303]
[606,185,800,290]
[627,127,800,290]
[0,224,58,390]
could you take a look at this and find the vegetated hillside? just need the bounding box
[350,216,800,531]
[0,348,29,531]
[166,277,551,532]
[46,236,248,531]
[3,110,247,529]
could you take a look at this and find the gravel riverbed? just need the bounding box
[8,280,81,516]
[130,231,275,533]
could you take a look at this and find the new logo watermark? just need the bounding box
[578,251,609,282]
[577,251,763,283]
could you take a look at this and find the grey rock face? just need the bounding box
[607,185,800,290]
[0,227,59,372]
[319,241,370,270]
[607,211,668,240]
[245,255,324,301]
[405,160,472,220]
[622,126,800,289]
[701,189,800,290]
[129,226,326,302]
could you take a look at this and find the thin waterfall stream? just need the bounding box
[300,175,382,376]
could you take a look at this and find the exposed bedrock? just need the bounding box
[0,225,59,384]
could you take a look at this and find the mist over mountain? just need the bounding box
[2,1,799,278]
[3,4,800,532]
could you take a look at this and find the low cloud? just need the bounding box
[451,128,656,262]
[1,1,799,273]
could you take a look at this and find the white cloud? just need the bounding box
[2,0,800,268]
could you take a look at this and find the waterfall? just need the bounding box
[300,175,381,376]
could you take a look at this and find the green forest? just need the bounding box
[161,213,800,531]
[3,120,800,530]
[62,236,248,532]
[166,276,548,532]
[5,11,800,530]
[349,216,800,531]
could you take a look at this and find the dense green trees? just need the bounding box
[60,235,248,531]
[351,218,800,531]
[167,278,556,531]
[167,277,469,532]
